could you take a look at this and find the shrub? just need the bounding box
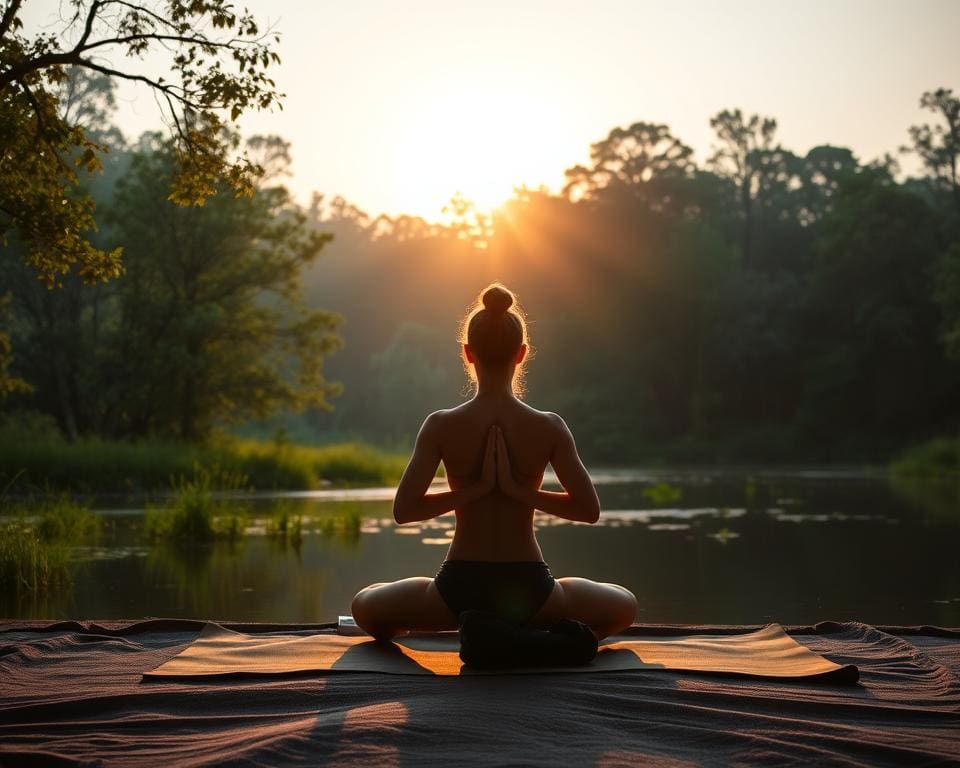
[891,438,960,479]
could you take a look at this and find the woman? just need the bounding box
[351,283,637,646]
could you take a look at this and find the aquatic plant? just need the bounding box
[214,512,245,542]
[0,522,71,593]
[0,496,93,594]
[36,495,98,542]
[642,482,683,506]
[145,465,250,544]
[290,515,303,548]
[317,505,363,546]
[266,500,304,549]
[744,477,758,505]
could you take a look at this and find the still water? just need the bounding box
[6,469,960,625]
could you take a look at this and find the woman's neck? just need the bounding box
[474,367,515,398]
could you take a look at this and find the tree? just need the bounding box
[906,88,960,216]
[0,66,125,404]
[797,145,859,224]
[0,0,283,286]
[95,134,341,441]
[441,192,492,244]
[802,167,953,451]
[369,323,455,442]
[0,293,29,398]
[708,109,785,266]
[935,243,960,361]
[904,88,960,373]
[563,121,694,210]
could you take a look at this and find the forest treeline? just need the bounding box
[293,93,960,463]
[2,76,959,464]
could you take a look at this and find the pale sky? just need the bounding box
[24,0,960,220]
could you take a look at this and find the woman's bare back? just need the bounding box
[431,396,563,561]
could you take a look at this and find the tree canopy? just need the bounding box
[0,0,282,286]
[2,130,341,442]
[906,88,960,217]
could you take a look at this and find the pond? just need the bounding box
[4,469,959,626]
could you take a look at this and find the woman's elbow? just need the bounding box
[583,496,601,524]
[393,499,411,525]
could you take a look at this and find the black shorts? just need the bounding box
[434,559,556,627]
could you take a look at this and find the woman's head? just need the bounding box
[459,283,530,395]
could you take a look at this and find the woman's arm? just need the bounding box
[496,420,600,524]
[393,416,496,524]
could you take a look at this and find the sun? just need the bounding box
[390,74,572,220]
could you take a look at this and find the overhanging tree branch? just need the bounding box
[0,0,23,39]
[77,0,103,48]
[75,58,203,110]
[1,0,284,285]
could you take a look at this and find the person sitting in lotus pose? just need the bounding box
[351,283,637,663]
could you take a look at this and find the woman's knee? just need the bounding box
[555,578,636,629]
[602,583,637,624]
[610,583,637,609]
[350,590,369,624]
[351,584,384,625]
[351,590,393,639]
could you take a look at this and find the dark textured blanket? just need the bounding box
[2,620,958,767]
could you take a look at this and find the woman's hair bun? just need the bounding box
[482,284,514,314]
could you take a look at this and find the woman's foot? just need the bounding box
[458,610,598,669]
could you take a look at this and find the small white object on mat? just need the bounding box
[337,615,367,636]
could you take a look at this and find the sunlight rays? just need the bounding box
[392,73,572,220]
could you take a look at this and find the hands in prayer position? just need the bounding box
[477,425,523,501]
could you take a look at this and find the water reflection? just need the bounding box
[2,470,958,625]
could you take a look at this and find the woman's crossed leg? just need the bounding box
[351,578,458,641]
[530,577,637,640]
[351,576,637,641]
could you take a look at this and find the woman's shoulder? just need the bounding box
[511,403,571,442]
[515,400,565,424]
[419,405,471,433]
[420,407,454,431]
[423,400,566,434]
[423,404,462,423]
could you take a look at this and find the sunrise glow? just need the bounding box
[388,72,575,218]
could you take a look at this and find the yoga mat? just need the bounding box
[144,622,858,682]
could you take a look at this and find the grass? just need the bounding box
[226,439,407,489]
[0,424,407,493]
[145,465,249,544]
[265,500,303,548]
[265,501,364,548]
[891,437,960,480]
[0,526,71,594]
[0,496,95,594]
[317,505,362,539]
